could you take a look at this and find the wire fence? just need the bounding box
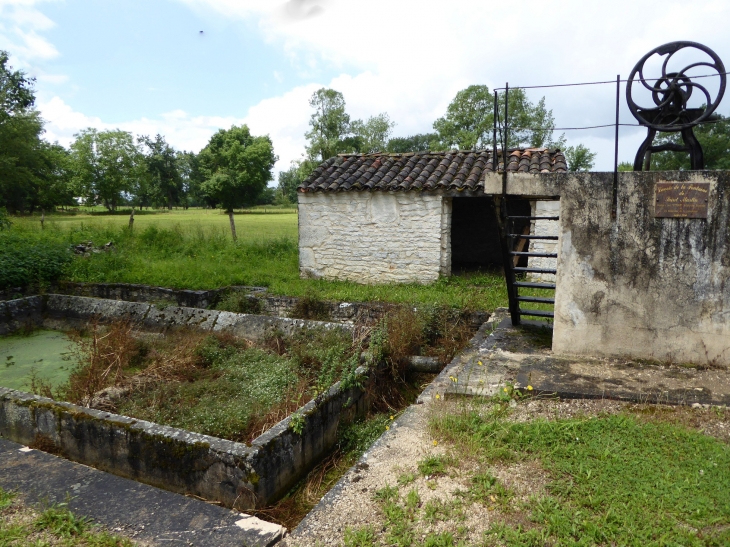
[491,70,727,217]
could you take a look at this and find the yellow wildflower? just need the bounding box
[433,440,438,446]
[385,425,390,430]
[390,415,394,420]
[527,385,534,391]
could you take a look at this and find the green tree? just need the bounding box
[0,50,34,114]
[305,88,351,162]
[387,133,440,153]
[617,161,633,172]
[433,85,493,150]
[433,84,561,150]
[0,50,48,213]
[34,142,75,211]
[564,144,597,172]
[277,161,302,204]
[140,134,182,209]
[70,128,142,211]
[350,113,395,153]
[649,115,730,170]
[198,125,277,240]
[177,150,204,208]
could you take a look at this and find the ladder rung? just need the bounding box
[509,252,557,258]
[514,282,556,289]
[507,216,560,221]
[517,296,555,304]
[519,309,555,318]
[513,267,557,274]
[508,234,559,240]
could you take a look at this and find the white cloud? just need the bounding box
[39,96,242,152]
[39,85,321,177]
[0,0,60,64]
[177,0,730,169]
[21,0,730,176]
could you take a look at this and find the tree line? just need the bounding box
[0,50,279,220]
[5,45,728,221]
[277,85,599,201]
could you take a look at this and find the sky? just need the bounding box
[2,0,730,178]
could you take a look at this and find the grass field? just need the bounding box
[13,206,298,239]
[5,208,511,311]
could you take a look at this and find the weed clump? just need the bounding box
[290,294,331,321]
[41,321,361,443]
[216,291,264,315]
[0,231,72,290]
[369,305,474,379]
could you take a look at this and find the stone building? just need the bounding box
[297,149,566,283]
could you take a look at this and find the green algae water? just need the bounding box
[0,330,77,391]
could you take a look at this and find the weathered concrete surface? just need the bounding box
[2,294,352,341]
[485,170,730,366]
[483,171,564,197]
[0,437,285,547]
[0,362,371,511]
[446,312,730,407]
[0,296,43,335]
[527,200,559,282]
[417,314,503,403]
[553,171,730,367]
[0,282,267,309]
[298,191,451,283]
[5,283,491,329]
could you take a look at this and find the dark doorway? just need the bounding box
[450,197,531,272]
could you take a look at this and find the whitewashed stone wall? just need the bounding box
[528,200,559,282]
[298,192,451,284]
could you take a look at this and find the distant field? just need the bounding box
[13,207,298,242]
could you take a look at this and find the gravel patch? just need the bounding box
[282,395,729,546]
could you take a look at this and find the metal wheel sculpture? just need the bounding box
[627,41,726,170]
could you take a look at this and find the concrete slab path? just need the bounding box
[448,310,730,407]
[0,437,285,547]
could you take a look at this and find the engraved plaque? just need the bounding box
[655,182,710,219]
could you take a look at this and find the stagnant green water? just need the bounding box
[0,330,78,391]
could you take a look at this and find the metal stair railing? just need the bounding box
[497,199,560,325]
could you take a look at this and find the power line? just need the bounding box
[497,115,727,133]
[494,71,730,92]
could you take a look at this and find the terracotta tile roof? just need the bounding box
[298,148,567,193]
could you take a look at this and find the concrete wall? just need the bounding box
[0,295,351,342]
[298,192,450,284]
[528,200,559,282]
[0,365,370,510]
[553,171,730,366]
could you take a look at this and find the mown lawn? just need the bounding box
[5,209,509,311]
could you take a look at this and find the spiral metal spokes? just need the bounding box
[627,41,726,131]
[627,41,726,170]
[651,73,693,108]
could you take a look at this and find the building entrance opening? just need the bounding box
[450,197,531,273]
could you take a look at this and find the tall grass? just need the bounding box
[4,215,508,311]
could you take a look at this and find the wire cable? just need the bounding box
[494,71,730,91]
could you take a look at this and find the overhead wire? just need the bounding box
[494,71,730,91]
